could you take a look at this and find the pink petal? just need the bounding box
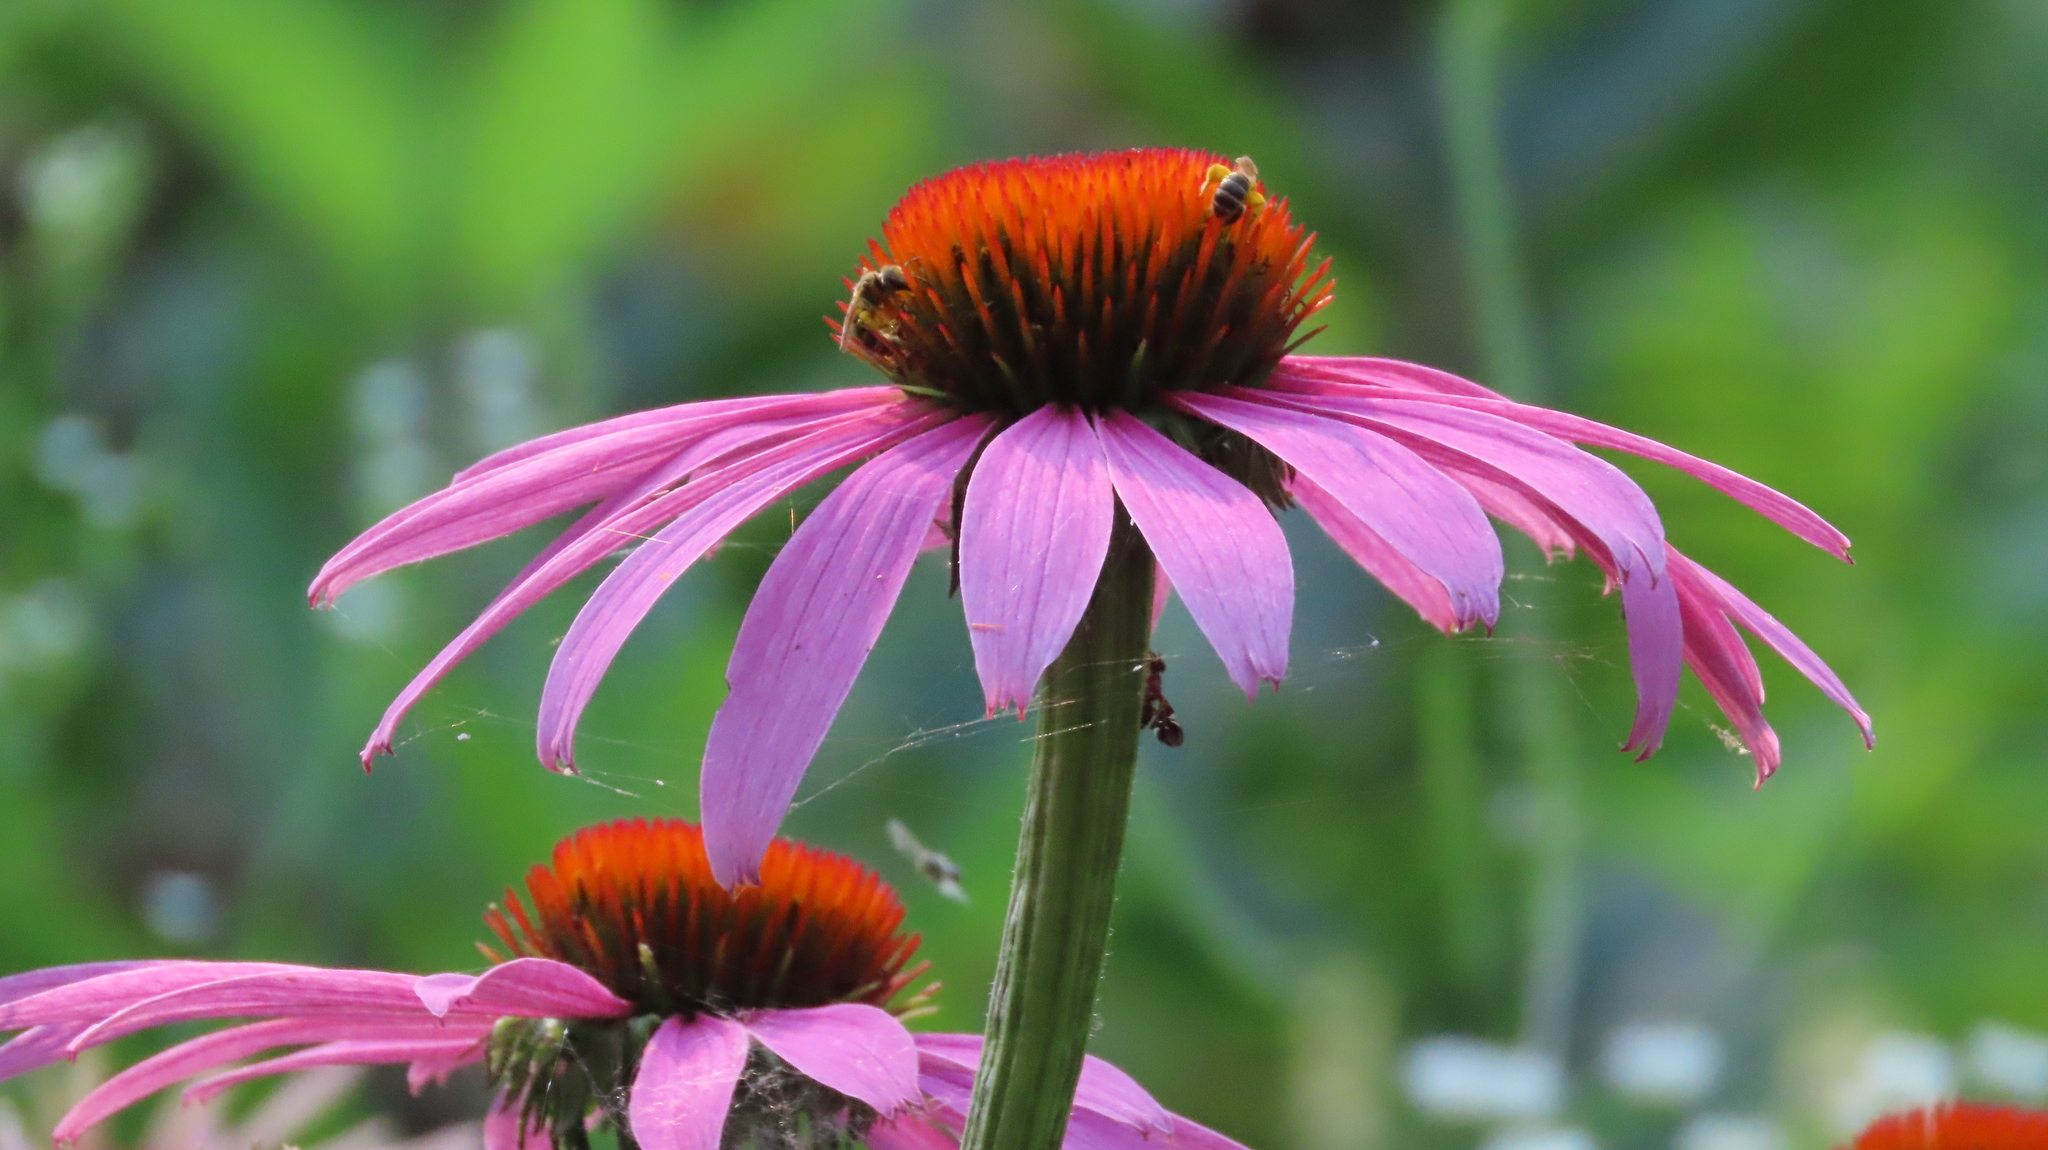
[0,963,295,1030]
[910,1034,1171,1136]
[1094,412,1291,698]
[1617,565,1685,760]
[53,1017,473,1142]
[315,394,898,606]
[1268,391,1683,746]
[1162,1114,1258,1150]
[0,1025,87,1081]
[1255,391,1666,585]
[410,1040,488,1093]
[1276,355,1507,399]
[627,1015,750,1150]
[484,1093,552,1150]
[537,406,958,772]
[413,958,630,1020]
[740,1004,919,1115]
[959,406,1115,716]
[1671,559,1781,782]
[864,1114,961,1150]
[1455,472,1577,559]
[359,403,926,768]
[452,389,898,485]
[1290,475,1459,632]
[1151,566,1172,630]
[0,962,164,1008]
[700,416,992,886]
[1667,549,1873,749]
[1179,391,1500,630]
[66,969,430,1051]
[183,1037,487,1105]
[1270,363,1852,559]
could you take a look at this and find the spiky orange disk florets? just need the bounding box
[483,819,924,1016]
[1850,1103,2048,1149]
[834,148,1333,414]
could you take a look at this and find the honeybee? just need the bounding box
[1205,155,1266,224]
[838,263,914,354]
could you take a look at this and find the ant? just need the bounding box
[1139,652,1184,748]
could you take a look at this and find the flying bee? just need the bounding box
[837,263,914,355]
[1205,155,1266,224]
[887,818,968,903]
[1139,652,1184,747]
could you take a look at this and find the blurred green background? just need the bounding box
[2,1,2045,1148]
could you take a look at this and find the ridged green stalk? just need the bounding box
[959,509,1154,1150]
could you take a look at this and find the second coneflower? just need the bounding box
[0,819,1242,1150]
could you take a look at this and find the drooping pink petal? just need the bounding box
[1667,549,1874,749]
[0,1025,87,1081]
[484,1093,552,1150]
[959,406,1115,716]
[359,403,933,768]
[1290,475,1458,632]
[1671,559,1780,782]
[1094,412,1290,698]
[1617,565,1685,760]
[911,1034,1171,1136]
[53,1017,474,1141]
[700,416,992,886]
[1162,1114,1258,1150]
[536,406,961,773]
[1269,363,1852,559]
[410,1039,489,1093]
[413,958,630,1020]
[1277,355,1507,399]
[183,1037,487,1105]
[313,392,903,607]
[458,390,901,482]
[1176,391,1501,631]
[1245,390,1667,585]
[1151,566,1172,629]
[1456,472,1577,559]
[0,962,164,1008]
[0,963,295,1031]
[65,969,432,1051]
[627,1015,750,1150]
[1263,389,1684,747]
[740,1004,919,1116]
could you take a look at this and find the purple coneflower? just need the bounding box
[311,147,1870,886]
[0,819,1238,1150]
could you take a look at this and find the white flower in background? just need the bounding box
[1675,1113,1786,1150]
[0,581,90,681]
[1479,1126,1595,1150]
[17,123,148,267]
[1599,1021,1723,1106]
[1403,1037,1563,1121]
[1967,1020,2048,1100]
[35,417,142,531]
[0,1060,477,1150]
[1828,1031,1955,1136]
[455,328,542,456]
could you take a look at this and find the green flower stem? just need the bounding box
[1437,0,1585,1057]
[959,508,1154,1150]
